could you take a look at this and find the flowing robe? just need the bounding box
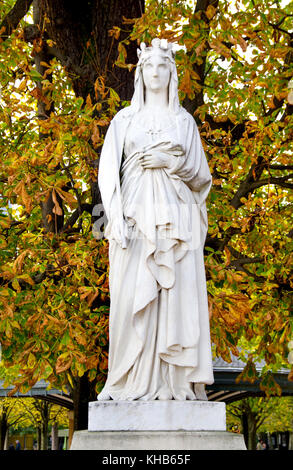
[98,106,214,400]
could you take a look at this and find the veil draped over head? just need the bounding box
[130,38,181,114]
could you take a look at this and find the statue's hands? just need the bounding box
[139,151,176,170]
[138,144,184,170]
[109,217,128,249]
[139,151,169,169]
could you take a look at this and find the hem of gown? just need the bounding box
[97,380,214,402]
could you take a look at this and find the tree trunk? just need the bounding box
[41,422,48,450]
[71,374,97,431]
[247,418,257,451]
[241,412,248,449]
[0,416,8,451]
[39,0,143,101]
[51,422,59,450]
[242,412,257,450]
[37,426,41,450]
[41,401,50,450]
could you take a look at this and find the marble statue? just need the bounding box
[97,38,214,401]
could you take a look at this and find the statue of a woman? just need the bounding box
[97,38,214,401]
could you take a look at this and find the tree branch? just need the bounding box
[268,21,293,38]
[249,174,293,191]
[61,164,84,218]
[269,165,293,171]
[227,246,264,267]
[0,0,33,39]
[230,157,268,210]
[60,203,93,233]
[205,114,247,144]
[256,414,268,430]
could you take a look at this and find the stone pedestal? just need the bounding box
[70,401,246,450]
[88,400,226,431]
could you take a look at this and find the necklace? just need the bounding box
[146,117,162,140]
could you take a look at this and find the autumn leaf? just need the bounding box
[55,188,77,208]
[14,181,32,213]
[205,4,217,20]
[55,353,73,374]
[52,188,63,215]
[91,122,100,147]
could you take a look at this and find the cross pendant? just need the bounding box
[146,128,161,140]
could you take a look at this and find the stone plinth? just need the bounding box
[70,429,246,450]
[70,401,246,450]
[88,400,226,431]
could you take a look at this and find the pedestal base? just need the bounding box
[70,400,246,450]
[70,430,246,450]
[89,400,226,431]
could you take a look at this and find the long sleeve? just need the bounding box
[98,113,130,248]
[168,114,211,191]
[167,113,212,248]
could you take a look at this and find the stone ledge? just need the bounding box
[70,430,246,450]
[89,400,226,432]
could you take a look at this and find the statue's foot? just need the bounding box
[194,383,208,401]
[97,391,111,401]
[158,391,172,400]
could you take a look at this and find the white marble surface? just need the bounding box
[88,400,226,432]
[97,37,214,402]
[71,430,246,450]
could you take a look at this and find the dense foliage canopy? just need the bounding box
[0,0,292,416]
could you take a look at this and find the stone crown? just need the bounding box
[137,38,176,63]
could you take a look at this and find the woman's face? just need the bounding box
[142,53,170,93]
